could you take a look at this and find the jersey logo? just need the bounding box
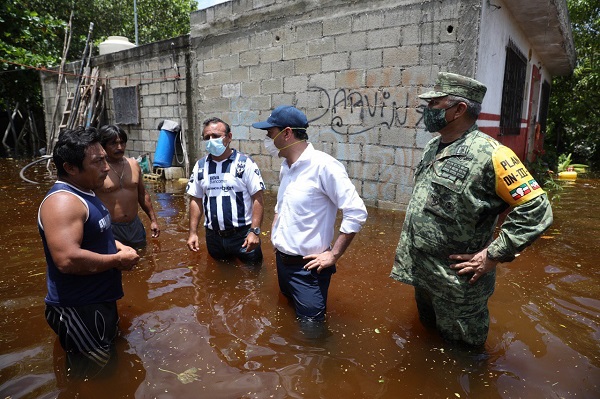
[99,213,111,232]
[235,154,248,178]
[235,162,245,178]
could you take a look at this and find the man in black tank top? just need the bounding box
[38,127,140,379]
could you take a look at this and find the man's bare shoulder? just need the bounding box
[41,191,87,220]
[124,156,141,171]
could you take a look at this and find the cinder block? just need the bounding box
[284,75,308,93]
[148,82,161,95]
[367,27,402,49]
[350,49,383,69]
[204,58,221,72]
[322,53,350,72]
[160,106,175,118]
[352,11,384,32]
[259,46,283,64]
[381,126,416,148]
[394,144,422,168]
[220,53,240,70]
[240,51,260,66]
[336,32,367,52]
[296,91,323,108]
[261,78,283,94]
[241,81,261,97]
[347,161,380,181]
[336,69,366,87]
[333,142,362,161]
[251,31,274,49]
[324,15,352,36]
[149,107,161,118]
[364,144,395,164]
[295,21,323,40]
[222,83,241,98]
[271,92,294,105]
[160,81,175,94]
[212,70,233,85]
[250,64,272,81]
[380,163,412,185]
[230,36,251,54]
[366,67,402,87]
[308,37,335,56]
[309,73,335,90]
[295,57,321,75]
[283,42,307,60]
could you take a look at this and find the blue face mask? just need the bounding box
[205,137,228,157]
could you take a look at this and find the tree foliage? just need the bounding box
[0,0,197,145]
[546,0,600,169]
[0,1,66,112]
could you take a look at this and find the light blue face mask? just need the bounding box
[205,137,228,157]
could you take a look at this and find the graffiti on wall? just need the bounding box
[307,86,424,134]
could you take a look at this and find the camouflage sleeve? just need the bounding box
[486,193,553,262]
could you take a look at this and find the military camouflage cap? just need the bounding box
[419,72,487,103]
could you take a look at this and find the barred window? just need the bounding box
[499,40,527,136]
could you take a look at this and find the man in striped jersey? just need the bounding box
[186,117,266,264]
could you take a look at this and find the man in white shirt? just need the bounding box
[187,117,265,264]
[252,105,368,327]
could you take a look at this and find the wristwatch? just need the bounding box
[249,227,261,235]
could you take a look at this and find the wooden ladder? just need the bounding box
[58,93,75,130]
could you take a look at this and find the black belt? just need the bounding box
[276,250,309,265]
[209,225,250,238]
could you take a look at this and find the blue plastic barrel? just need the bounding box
[153,129,176,167]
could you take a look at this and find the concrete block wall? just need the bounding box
[190,0,481,209]
[41,35,192,167]
[41,0,483,210]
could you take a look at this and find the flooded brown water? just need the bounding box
[1,157,598,398]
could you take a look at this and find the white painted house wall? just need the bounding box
[477,1,541,128]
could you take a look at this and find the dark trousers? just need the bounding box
[205,226,263,264]
[414,287,489,347]
[275,250,335,321]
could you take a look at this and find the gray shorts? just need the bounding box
[111,215,146,248]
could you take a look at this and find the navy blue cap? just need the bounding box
[252,105,309,130]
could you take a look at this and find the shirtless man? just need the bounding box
[95,125,160,248]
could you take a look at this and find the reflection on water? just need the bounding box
[0,158,598,398]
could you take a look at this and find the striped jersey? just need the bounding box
[186,149,265,231]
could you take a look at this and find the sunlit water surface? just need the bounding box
[0,158,598,398]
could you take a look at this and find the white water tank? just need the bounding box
[98,36,136,55]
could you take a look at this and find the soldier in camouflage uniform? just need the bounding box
[390,72,553,347]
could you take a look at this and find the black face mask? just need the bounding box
[423,103,457,132]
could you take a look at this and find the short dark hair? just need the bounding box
[99,124,128,147]
[202,117,231,134]
[290,127,308,141]
[53,126,101,177]
[446,95,482,119]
